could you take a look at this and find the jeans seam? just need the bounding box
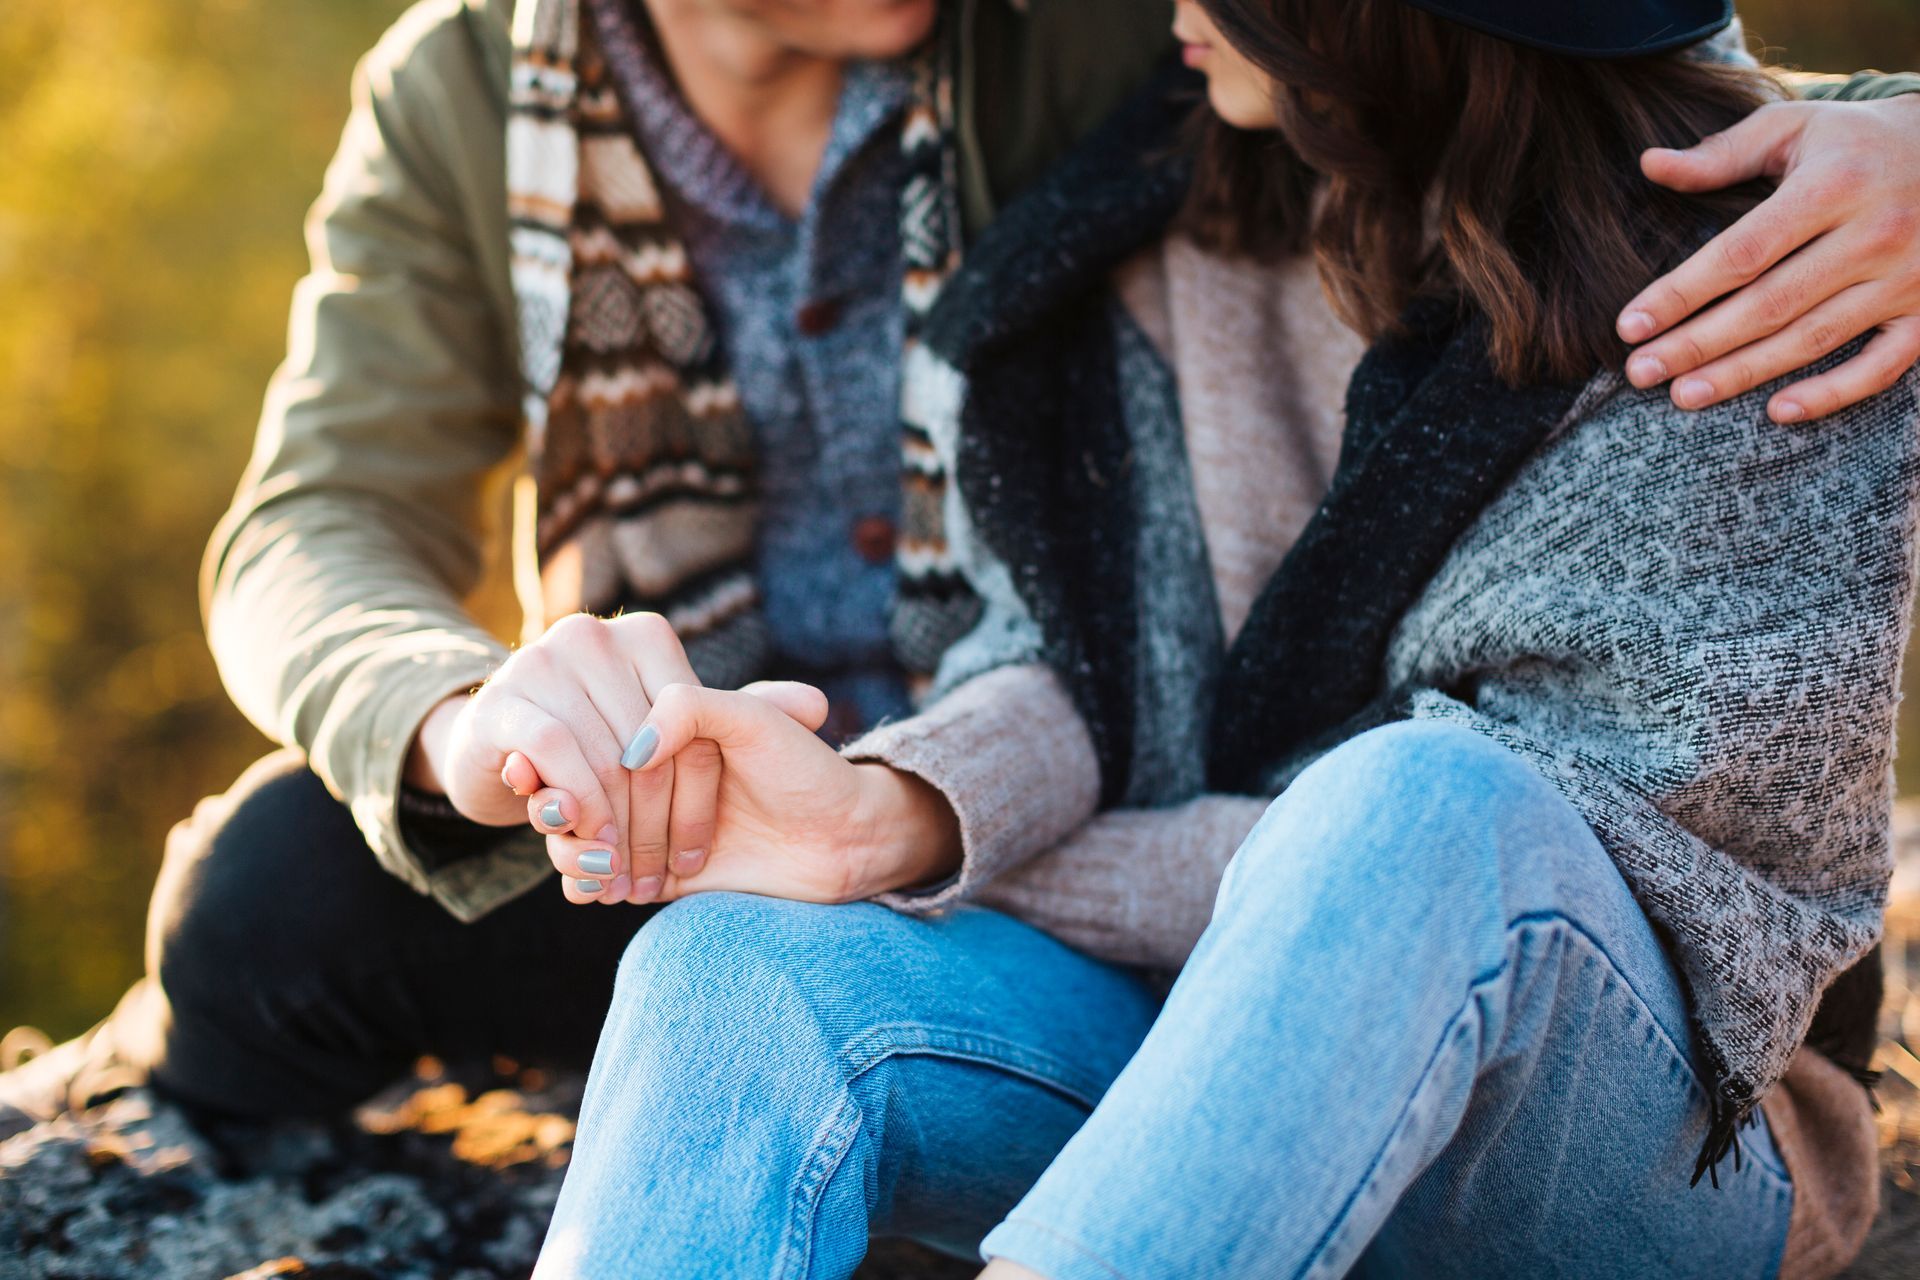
[1302,910,1784,1277]
[1303,977,1494,1280]
[773,1088,865,1280]
[836,1023,1112,1110]
[993,1216,1135,1280]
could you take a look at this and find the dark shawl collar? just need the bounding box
[940,149,1589,802]
[1208,300,1588,791]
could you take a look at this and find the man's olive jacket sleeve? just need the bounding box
[197,0,1170,919]
[200,0,546,918]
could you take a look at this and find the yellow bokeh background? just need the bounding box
[1,0,1917,1039]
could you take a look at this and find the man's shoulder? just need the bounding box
[360,0,510,117]
[958,0,1174,230]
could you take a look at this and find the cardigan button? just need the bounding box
[852,515,898,565]
[794,297,843,337]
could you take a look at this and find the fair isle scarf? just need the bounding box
[505,0,979,691]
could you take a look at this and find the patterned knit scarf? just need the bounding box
[505,0,979,690]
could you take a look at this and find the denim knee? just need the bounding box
[1220,720,1588,924]
[608,893,878,1071]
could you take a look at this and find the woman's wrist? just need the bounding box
[847,764,963,899]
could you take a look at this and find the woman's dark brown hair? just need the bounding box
[1184,0,1785,384]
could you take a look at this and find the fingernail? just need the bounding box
[632,876,663,902]
[1619,310,1656,342]
[539,799,565,829]
[576,849,614,877]
[574,878,604,895]
[1675,377,1714,408]
[620,724,659,770]
[1773,400,1805,424]
[671,848,707,875]
[1627,354,1667,386]
[597,825,620,845]
[502,766,524,796]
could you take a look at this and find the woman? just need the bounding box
[534,2,1920,1275]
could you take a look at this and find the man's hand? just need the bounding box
[403,612,712,905]
[541,682,962,906]
[1617,92,1920,423]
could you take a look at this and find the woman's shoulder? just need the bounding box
[1459,345,1920,592]
[1558,343,1920,477]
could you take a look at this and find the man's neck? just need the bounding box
[641,0,845,217]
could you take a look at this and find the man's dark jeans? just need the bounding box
[112,750,655,1117]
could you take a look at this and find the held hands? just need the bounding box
[404,612,712,904]
[1621,92,1920,423]
[540,682,962,906]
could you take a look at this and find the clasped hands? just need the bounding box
[405,612,960,908]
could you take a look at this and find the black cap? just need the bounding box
[1398,0,1733,58]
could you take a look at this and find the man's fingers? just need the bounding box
[1767,316,1920,425]
[1655,283,1885,412]
[632,684,785,773]
[739,680,831,732]
[664,738,720,882]
[1617,190,1834,347]
[625,758,673,901]
[1624,239,1872,396]
[1637,100,1803,195]
[1623,239,1830,390]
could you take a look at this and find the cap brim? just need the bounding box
[1398,0,1734,59]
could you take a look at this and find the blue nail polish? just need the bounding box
[576,850,614,877]
[539,799,565,828]
[574,878,604,895]
[621,723,660,770]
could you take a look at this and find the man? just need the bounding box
[4,0,1919,1134]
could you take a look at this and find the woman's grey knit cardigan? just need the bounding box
[928,312,1920,1160]
[1383,361,1920,1144]
[859,57,1920,1166]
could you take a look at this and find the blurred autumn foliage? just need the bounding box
[1,0,1918,1040]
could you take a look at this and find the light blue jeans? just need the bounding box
[534,722,1793,1278]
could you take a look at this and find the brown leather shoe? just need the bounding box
[0,1023,144,1143]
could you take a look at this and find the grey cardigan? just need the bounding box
[852,230,1920,1154]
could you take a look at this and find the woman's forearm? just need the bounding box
[847,664,1103,912]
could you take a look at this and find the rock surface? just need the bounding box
[7,810,1920,1278]
[0,1058,973,1280]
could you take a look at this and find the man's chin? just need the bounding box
[840,0,940,60]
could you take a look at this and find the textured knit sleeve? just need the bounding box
[201,2,542,920]
[848,660,1271,962]
[845,664,1102,914]
[1389,361,1920,1108]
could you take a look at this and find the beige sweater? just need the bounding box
[845,235,1878,1279]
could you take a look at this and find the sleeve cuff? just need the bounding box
[305,632,553,920]
[843,663,1101,914]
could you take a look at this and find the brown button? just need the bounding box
[852,515,898,565]
[795,297,843,337]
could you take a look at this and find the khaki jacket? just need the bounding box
[200,0,1174,919]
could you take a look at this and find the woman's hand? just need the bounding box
[1618,93,1920,423]
[543,682,963,905]
[404,612,713,905]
